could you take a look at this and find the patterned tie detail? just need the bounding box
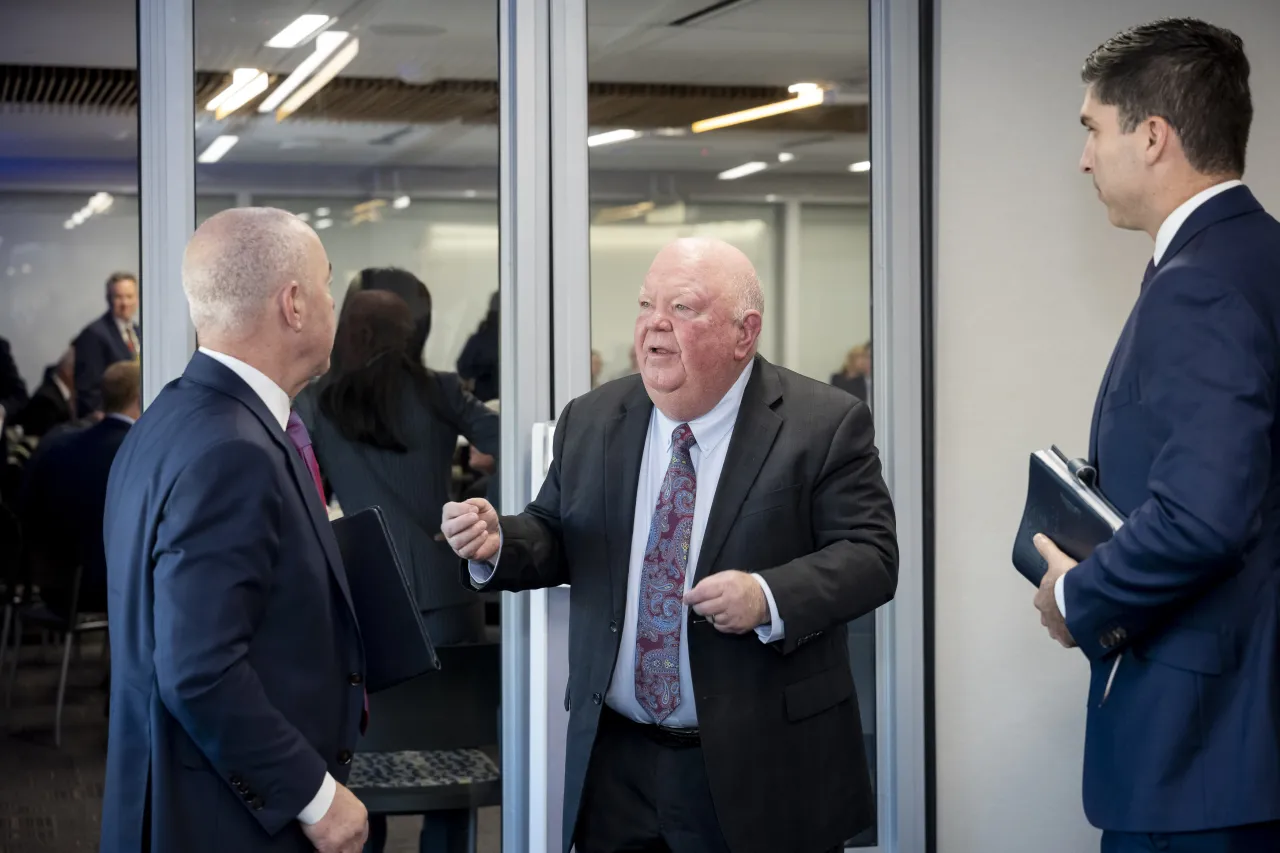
[285,410,326,504]
[635,423,697,723]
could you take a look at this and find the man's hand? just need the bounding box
[301,782,368,853]
[685,571,768,635]
[1033,533,1078,648]
[441,498,501,563]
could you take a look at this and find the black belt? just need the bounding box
[602,706,701,748]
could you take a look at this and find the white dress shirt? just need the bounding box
[53,374,72,406]
[116,316,140,356]
[1054,180,1246,620]
[470,359,785,729]
[198,347,335,825]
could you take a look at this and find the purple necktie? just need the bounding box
[285,410,325,504]
[635,423,697,723]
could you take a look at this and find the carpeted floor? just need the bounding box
[0,637,498,852]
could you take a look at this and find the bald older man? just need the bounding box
[101,208,368,853]
[443,238,898,853]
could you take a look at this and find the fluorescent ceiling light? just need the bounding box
[315,218,334,230]
[198,135,239,164]
[259,31,350,114]
[316,207,331,217]
[296,212,311,222]
[206,68,269,120]
[655,127,687,137]
[849,160,871,173]
[393,195,411,210]
[266,14,332,49]
[717,161,769,181]
[692,82,826,134]
[777,152,795,163]
[275,36,359,121]
[464,190,478,199]
[587,129,641,147]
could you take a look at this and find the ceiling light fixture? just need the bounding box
[315,218,334,230]
[259,31,351,115]
[849,160,871,172]
[587,129,641,147]
[717,161,769,181]
[274,35,359,121]
[266,14,332,49]
[206,68,270,120]
[316,207,331,217]
[692,83,827,134]
[197,135,240,164]
[393,195,411,210]
[777,152,795,163]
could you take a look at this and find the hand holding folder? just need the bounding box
[1012,446,1125,586]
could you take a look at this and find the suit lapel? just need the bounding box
[1088,260,1154,463]
[604,382,653,617]
[693,357,783,583]
[183,353,357,618]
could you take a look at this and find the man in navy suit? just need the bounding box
[1034,18,1280,852]
[74,271,141,418]
[101,208,368,853]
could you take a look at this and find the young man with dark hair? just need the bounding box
[1033,18,1280,852]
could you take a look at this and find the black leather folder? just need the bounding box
[1012,446,1125,586]
[332,506,440,693]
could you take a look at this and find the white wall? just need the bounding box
[797,204,871,382]
[935,2,1280,851]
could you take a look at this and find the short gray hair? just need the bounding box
[182,207,316,338]
[730,268,764,324]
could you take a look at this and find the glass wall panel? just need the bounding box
[584,1,876,846]
[195,3,502,850]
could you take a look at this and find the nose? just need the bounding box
[1079,143,1093,175]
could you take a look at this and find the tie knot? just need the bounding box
[672,423,696,453]
[285,410,311,452]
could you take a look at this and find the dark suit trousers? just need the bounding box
[1102,823,1280,852]
[576,709,844,853]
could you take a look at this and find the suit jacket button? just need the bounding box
[349,673,364,686]
[250,795,264,810]
[338,750,353,765]
[609,621,617,633]
[592,693,602,705]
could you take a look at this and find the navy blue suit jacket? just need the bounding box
[74,312,138,417]
[100,353,365,853]
[1065,186,1280,832]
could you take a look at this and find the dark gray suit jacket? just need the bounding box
[469,355,898,853]
[298,371,499,622]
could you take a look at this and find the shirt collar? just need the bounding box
[52,375,71,404]
[653,359,755,456]
[198,347,292,430]
[115,315,135,334]
[1154,179,1244,265]
[106,412,136,425]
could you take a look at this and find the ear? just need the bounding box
[1143,116,1174,165]
[280,281,304,331]
[734,311,763,359]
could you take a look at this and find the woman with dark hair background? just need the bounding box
[296,276,499,852]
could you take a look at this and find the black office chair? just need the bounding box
[3,565,108,747]
[349,642,502,852]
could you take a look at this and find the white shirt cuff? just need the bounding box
[1054,573,1067,621]
[467,529,502,588]
[297,772,336,826]
[751,574,786,643]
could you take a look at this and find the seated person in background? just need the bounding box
[0,334,29,426]
[14,346,76,439]
[74,271,140,418]
[831,342,871,402]
[21,360,140,618]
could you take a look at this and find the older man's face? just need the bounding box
[634,253,744,420]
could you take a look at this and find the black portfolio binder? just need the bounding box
[332,506,440,693]
[1012,446,1125,586]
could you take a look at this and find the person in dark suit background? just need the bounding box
[456,291,499,401]
[1033,19,1280,852]
[0,335,29,425]
[13,346,76,439]
[101,208,368,853]
[74,271,140,418]
[830,342,870,403]
[443,237,898,853]
[23,360,139,619]
[299,282,499,853]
